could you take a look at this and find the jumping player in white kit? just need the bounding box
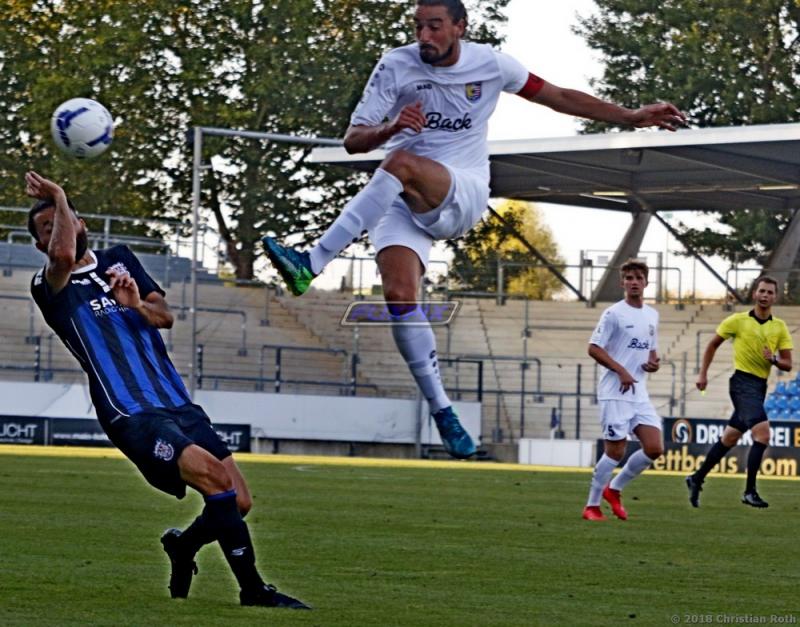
[263,0,686,459]
[583,259,664,521]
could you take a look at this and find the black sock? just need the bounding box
[694,439,732,482]
[746,441,767,493]
[179,499,250,557]
[178,514,217,557]
[203,490,264,594]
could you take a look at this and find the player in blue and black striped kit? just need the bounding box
[25,170,308,610]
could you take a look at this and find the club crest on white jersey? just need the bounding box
[465,82,482,102]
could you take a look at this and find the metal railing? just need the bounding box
[495,260,684,307]
[1,278,695,445]
[439,357,484,402]
[0,205,221,283]
[0,294,37,341]
[592,357,678,415]
[0,328,688,444]
[257,344,355,395]
[695,330,718,373]
[171,305,248,356]
[177,275,281,329]
[328,255,452,298]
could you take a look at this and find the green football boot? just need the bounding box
[262,236,316,296]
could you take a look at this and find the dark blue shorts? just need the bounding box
[728,370,768,432]
[106,403,231,499]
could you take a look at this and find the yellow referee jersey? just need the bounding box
[717,310,793,379]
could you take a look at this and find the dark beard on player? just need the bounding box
[75,229,88,263]
[419,43,454,65]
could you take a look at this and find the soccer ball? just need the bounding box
[50,98,114,159]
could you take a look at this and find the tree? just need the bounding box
[574,1,800,284]
[447,200,566,299]
[575,1,800,130]
[0,0,510,279]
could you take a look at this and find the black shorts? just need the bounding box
[728,370,768,432]
[106,403,231,499]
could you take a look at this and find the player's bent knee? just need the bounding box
[181,451,234,496]
[384,289,417,313]
[604,446,625,462]
[644,446,664,459]
[205,458,234,493]
[722,434,739,448]
[381,150,417,181]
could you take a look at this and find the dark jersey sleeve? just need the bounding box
[116,246,166,299]
[30,266,56,313]
[30,269,45,308]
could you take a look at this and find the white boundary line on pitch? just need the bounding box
[1,444,798,482]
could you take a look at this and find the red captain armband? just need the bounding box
[517,72,545,99]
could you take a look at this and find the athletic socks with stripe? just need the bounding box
[203,490,264,594]
[390,305,451,413]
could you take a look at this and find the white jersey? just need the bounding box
[589,300,659,402]
[350,42,528,178]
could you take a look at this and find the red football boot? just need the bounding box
[602,485,628,520]
[582,505,607,521]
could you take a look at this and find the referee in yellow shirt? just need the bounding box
[687,276,793,508]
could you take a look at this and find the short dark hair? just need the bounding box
[620,258,649,280]
[27,197,78,242]
[416,0,467,24]
[753,275,778,291]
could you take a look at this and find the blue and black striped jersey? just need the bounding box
[31,246,191,428]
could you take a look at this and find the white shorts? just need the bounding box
[370,164,489,270]
[598,399,662,441]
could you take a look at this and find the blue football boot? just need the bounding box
[432,406,476,459]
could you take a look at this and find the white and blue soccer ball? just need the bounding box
[50,97,114,159]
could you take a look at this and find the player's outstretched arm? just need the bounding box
[696,334,725,390]
[25,171,75,294]
[344,102,426,154]
[526,82,686,131]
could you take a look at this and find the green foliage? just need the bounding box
[1,451,799,625]
[576,0,800,130]
[447,200,565,299]
[0,0,510,278]
[676,209,791,266]
[574,1,800,272]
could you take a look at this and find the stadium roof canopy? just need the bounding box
[310,122,800,214]
[310,122,800,302]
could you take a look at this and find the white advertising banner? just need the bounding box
[0,381,481,445]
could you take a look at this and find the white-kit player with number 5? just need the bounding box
[262,0,686,460]
[583,259,664,521]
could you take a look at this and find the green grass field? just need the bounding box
[1,447,798,626]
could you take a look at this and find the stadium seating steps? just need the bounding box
[5,243,800,443]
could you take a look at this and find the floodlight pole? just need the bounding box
[189,126,343,398]
[190,126,203,398]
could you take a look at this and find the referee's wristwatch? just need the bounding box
[771,354,779,366]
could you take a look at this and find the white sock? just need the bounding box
[309,168,403,274]
[587,454,619,507]
[610,449,654,492]
[391,306,450,413]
